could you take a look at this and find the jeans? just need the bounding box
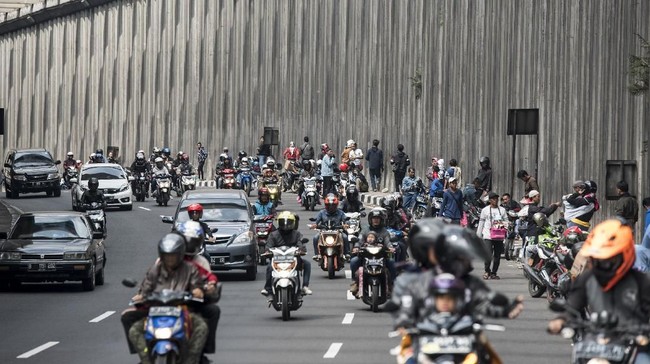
[197,161,205,180]
[322,176,333,195]
[369,168,381,190]
[484,239,504,275]
[258,155,267,166]
[313,233,349,255]
[394,171,406,192]
[350,256,396,284]
[403,192,417,210]
[264,257,311,290]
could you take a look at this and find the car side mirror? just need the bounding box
[0,232,7,239]
[3,163,10,168]
[161,216,174,224]
[55,160,61,165]
[92,231,104,239]
[128,176,135,181]
[69,178,78,184]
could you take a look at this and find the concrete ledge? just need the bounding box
[360,192,389,207]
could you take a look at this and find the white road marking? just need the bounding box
[139,207,151,211]
[17,342,59,359]
[323,343,343,358]
[342,313,354,324]
[345,270,351,279]
[346,291,356,300]
[89,310,115,323]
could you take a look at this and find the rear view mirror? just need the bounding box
[3,163,10,168]
[360,212,367,218]
[54,160,61,165]
[161,216,174,224]
[308,217,316,222]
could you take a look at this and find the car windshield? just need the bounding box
[81,167,126,181]
[14,151,54,167]
[176,203,249,223]
[10,216,91,240]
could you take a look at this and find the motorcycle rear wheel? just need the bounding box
[280,287,291,321]
[528,279,546,298]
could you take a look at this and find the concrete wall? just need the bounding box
[0,0,648,226]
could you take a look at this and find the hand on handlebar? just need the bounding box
[192,288,204,299]
[508,295,524,319]
[204,282,216,295]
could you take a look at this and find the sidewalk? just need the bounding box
[360,190,391,206]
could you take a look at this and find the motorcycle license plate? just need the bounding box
[210,256,228,265]
[28,262,56,271]
[149,306,182,317]
[419,335,473,354]
[574,341,626,361]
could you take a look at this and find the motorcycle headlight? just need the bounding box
[48,173,60,180]
[325,236,335,246]
[118,184,129,192]
[13,174,26,181]
[154,327,173,339]
[0,252,21,260]
[63,251,89,260]
[231,232,252,246]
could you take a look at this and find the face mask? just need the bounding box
[592,256,622,287]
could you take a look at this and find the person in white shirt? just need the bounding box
[476,192,507,280]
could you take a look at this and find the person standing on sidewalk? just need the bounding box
[614,181,638,232]
[642,197,650,235]
[196,142,208,180]
[439,177,463,224]
[320,149,336,195]
[365,139,384,192]
[477,192,507,280]
[390,144,410,192]
[475,156,493,192]
[299,136,315,162]
[517,169,539,199]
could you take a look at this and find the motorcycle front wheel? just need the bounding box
[371,284,380,312]
[528,279,546,298]
[280,287,291,321]
[327,256,335,279]
[413,205,427,220]
[153,351,176,364]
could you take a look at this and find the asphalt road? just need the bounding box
[0,188,570,364]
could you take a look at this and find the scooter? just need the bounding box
[220,168,237,189]
[179,170,197,195]
[254,214,275,265]
[344,211,365,238]
[263,245,307,321]
[83,201,107,238]
[238,167,254,196]
[356,245,389,312]
[411,186,429,221]
[311,219,346,279]
[61,166,78,190]
[154,174,172,206]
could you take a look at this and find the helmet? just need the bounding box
[223,156,232,164]
[187,203,204,220]
[586,180,598,193]
[138,149,144,155]
[88,177,99,191]
[276,211,297,232]
[321,143,329,151]
[532,212,548,228]
[238,150,247,159]
[162,147,171,157]
[302,160,312,171]
[582,219,635,291]
[153,146,161,154]
[96,148,104,155]
[177,151,184,158]
[380,195,396,210]
[241,157,249,165]
[258,187,270,198]
[408,218,447,268]
[89,153,95,160]
[223,147,229,152]
[572,180,587,189]
[393,192,403,208]
[158,233,186,265]
[324,193,339,213]
[136,152,145,160]
[346,139,356,147]
[563,226,586,244]
[339,163,349,173]
[266,159,275,168]
[182,153,189,161]
[177,221,205,256]
[429,272,465,296]
[155,157,164,163]
[367,208,386,228]
[67,152,74,157]
[346,185,359,202]
[479,156,490,166]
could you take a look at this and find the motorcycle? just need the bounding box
[132,171,149,202]
[387,227,407,263]
[264,245,306,321]
[178,170,197,195]
[344,211,365,238]
[281,162,301,193]
[260,177,282,207]
[503,210,520,261]
[219,168,237,189]
[311,219,346,279]
[154,174,172,206]
[61,166,78,190]
[238,167,254,196]
[411,186,429,221]
[253,214,275,265]
[84,201,107,238]
[355,245,389,312]
[300,176,319,211]
[550,299,650,364]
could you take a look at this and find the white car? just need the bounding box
[71,163,133,211]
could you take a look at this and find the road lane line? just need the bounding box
[346,291,356,300]
[139,207,151,211]
[342,313,354,324]
[17,342,59,359]
[345,270,351,279]
[89,310,115,323]
[323,343,343,358]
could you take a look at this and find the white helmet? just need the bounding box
[67,151,74,157]
[138,149,144,154]
[241,157,249,164]
[155,157,164,163]
[346,139,356,147]
[267,157,275,164]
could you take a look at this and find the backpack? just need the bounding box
[392,152,409,172]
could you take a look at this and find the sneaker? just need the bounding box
[344,254,351,262]
[312,255,320,261]
[260,288,270,296]
[349,282,359,295]
[301,286,313,295]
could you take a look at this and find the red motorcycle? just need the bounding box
[219,168,237,189]
[254,214,275,265]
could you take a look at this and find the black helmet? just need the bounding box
[158,233,186,262]
[479,156,490,166]
[408,218,447,268]
[136,152,145,160]
[367,208,386,228]
[238,150,247,159]
[346,185,359,202]
[96,148,104,155]
[162,147,171,157]
[88,177,99,192]
[586,180,598,193]
[380,196,396,210]
[302,160,312,171]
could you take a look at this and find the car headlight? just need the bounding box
[13,175,26,181]
[48,173,60,180]
[231,232,252,245]
[118,184,129,192]
[0,252,21,260]
[63,252,89,260]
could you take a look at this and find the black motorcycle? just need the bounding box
[355,245,389,312]
[132,171,149,202]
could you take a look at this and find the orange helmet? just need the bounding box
[582,219,635,291]
[324,193,339,213]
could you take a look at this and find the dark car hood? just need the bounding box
[0,238,91,253]
[12,165,58,175]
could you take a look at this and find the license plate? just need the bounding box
[419,335,473,354]
[149,306,182,317]
[574,341,626,361]
[210,256,228,264]
[28,262,56,271]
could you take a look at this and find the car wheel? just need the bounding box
[245,265,257,281]
[95,260,105,286]
[8,279,21,290]
[82,260,96,291]
[10,189,18,199]
[53,188,61,197]
[46,190,53,197]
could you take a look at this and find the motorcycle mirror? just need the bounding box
[128,176,135,181]
[211,228,219,234]
[3,163,10,168]
[122,278,138,288]
[69,178,78,184]
[360,212,367,217]
[548,298,568,313]
[161,216,174,224]
[54,160,61,165]
[309,217,316,222]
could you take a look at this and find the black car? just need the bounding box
[0,212,106,291]
[162,189,258,280]
[3,148,62,198]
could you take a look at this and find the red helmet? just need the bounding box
[339,163,349,173]
[324,193,339,213]
[187,203,203,220]
[258,187,270,198]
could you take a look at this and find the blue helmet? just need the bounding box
[162,147,171,157]
[176,221,204,256]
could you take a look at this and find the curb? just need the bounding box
[196,180,217,188]
[360,193,388,207]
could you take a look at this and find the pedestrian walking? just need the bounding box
[477,192,507,280]
[390,144,410,192]
[614,181,638,231]
[196,142,208,180]
[257,135,272,166]
[439,177,463,224]
[365,139,384,192]
[299,136,315,162]
[517,169,539,199]
[476,156,493,192]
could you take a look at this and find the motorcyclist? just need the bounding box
[548,219,650,363]
[234,150,247,168]
[253,187,276,216]
[525,190,561,244]
[130,151,151,197]
[126,233,207,364]
[261,211,313,296]
[80,177,106,210]
[63,152,76,169]
[382,195,410,262]
[161,146,172,162]
[93,148,106,163]
[176,221,221,357]
[235,156,252,187]
[340,185,364,213]
[151,157,169,195]
[523,212,558,267]
[149,146,162,163]
[296,159,316,204]
[87,153,95,164]
[219,147,231,167]
[107,151,117,164]
[216,156,234,189]
[311,193,350,261]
